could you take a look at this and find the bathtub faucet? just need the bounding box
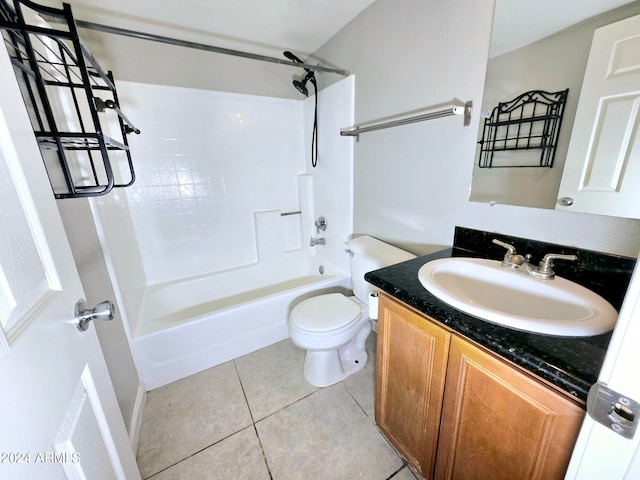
[310,237,326,247]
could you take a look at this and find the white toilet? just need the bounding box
[288,235,416,387]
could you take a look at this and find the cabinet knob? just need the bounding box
[558,197,574,207]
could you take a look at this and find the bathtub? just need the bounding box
[127,257,349,389]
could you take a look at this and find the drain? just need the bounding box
[319,265,325,275]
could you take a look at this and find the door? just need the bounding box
[557,14,640,218]
[0,43,140,479]
[565,260,640,479]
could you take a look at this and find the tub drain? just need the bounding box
[318,265,325,275]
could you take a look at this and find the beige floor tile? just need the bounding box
[343,331,378,418]
[137,361,253,478]
[343,361,376,418]
[393,466,419,480]
[234,339,317,421]
[256,384,403,480]
[150,427,270,480]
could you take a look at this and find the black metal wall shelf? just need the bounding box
[0,0,138,198]
[477,89,568,168]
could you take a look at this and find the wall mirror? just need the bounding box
[470,0,640,212]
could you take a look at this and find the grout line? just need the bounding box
[233,360,274,480]
[343,381,371,419]
[143,426,252,479]
[253,389,318,424]
[144,340,383,480]
[144,362,261,479]
[385,463,410,480]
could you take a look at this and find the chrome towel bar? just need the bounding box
[340,101,472,140]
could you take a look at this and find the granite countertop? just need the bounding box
[364,228,636,404]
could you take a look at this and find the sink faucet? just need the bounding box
[310,237,326,247]
[492,239,525,270]
[492,238,577,280]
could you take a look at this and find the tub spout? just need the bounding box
[310,237,326,247]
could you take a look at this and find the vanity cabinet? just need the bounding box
[375,292,451,478]
[375,292,585,480]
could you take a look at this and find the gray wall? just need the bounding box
[471,2,640,209]
[313,0,640,257]
[57,199,141,437]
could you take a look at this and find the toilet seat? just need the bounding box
[290,293,362,333]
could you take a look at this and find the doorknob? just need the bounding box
[75,299,115,332]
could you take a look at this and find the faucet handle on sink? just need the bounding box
[492,238,516,254]
[538,253,578,275]
[492,238,524,269]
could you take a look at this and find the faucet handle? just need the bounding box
[492,238,523,269]
[538,253,578,275]
[315,216,327,233]
[492,238,517,255]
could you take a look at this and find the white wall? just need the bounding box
[303,75,355,272]
[90,191,147,337]
[313,0,640,258]
[117,82,306,285]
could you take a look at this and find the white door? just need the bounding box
[0,43,140,479]
[557,14,640,218]
[565,261,640,479]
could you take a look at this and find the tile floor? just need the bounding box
[136,334,417,480]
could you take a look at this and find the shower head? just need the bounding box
[283,51,316,96]
[283,50,311,72]
[292,71,316,97]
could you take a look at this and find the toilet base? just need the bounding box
[302,321,371,387]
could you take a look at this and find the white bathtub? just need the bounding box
[128,257,349,389]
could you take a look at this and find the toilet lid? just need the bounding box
[290,293,362,332]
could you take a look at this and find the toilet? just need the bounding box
[288,235,416,387]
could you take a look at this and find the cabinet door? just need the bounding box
[435,337,585,480]
[375,293,451,478]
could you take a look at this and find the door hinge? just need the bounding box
[587,381,639,439]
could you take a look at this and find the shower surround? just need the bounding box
[92,76,355,388]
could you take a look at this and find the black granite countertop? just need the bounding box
[364,227,636,404]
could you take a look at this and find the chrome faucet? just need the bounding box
[310,237,326,247]
[492,238,525,270]
[315,216,327,234]
[492,238,577,280]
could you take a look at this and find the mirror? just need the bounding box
[470,0,640,210]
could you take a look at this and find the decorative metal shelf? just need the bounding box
[36,133,129,151]
[478,89,568,168]
[0,0,138,198]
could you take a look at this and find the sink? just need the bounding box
[417,257,618,336]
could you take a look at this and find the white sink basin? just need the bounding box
[418,257,618,336]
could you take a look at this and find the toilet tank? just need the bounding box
[348,235,416,304]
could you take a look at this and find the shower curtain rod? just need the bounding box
[72,19,350,76]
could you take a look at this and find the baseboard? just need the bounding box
[129,381,147,455]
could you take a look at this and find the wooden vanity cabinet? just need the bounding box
[435,336,585,479]
[375,292,451,478]
[375,292,585,480]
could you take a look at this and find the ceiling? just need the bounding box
[490,0,638,57]
[40,0,378,57]
[41,0,639,63]
[34,0,638,97]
